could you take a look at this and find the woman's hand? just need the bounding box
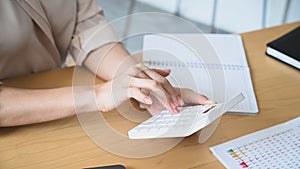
[95,63,184,113]
[139,68,214,116]
[95,63,214,116]
[142,87,214,116]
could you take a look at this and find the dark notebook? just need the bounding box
[266,26,300,70]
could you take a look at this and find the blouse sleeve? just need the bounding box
[70,0,120,66]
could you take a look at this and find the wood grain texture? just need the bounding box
[1,22,300,169]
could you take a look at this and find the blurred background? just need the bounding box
[94,0,300,53]
[67,0,299,67]
[97,0,300,33]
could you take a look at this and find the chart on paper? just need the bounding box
[210,117,300,169]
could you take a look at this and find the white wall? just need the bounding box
[137,0,300,33]
[287,0,300,22]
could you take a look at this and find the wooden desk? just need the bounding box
[1,22,300,169]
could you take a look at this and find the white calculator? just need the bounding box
[128,93,245,139]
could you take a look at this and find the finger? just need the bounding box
[139,89,175,114]
[125,64,178,113]
[152,68,171,77]
[136,64,181,107]
[141,98,169,116]
[126,63,151,79]
[144,104,164,116]
[140,89,163,115]
[129,64,170,78]
[145,70,181,107]
[126,65,142,76]
[140,88,150,96]
[129,78,178,114]
[128,88,152,105]
[126,64,151,82]
[136,68,171,83]
[181,88,215,105]
[198,95,214,105]
[136,71,150,80]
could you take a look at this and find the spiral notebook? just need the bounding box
[142,34,258,114]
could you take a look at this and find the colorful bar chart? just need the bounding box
[210,117,300,169]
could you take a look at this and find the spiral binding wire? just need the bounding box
[144,60,246,71]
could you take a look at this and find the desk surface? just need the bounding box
[1,22,300,169]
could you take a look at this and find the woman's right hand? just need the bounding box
[95,63,183,113]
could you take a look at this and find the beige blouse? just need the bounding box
[0,0,119,80]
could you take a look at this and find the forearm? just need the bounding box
[0,86,95,126]
[83,43,137,80]
[0,43,137,126]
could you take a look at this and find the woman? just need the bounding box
[0,0,212,126]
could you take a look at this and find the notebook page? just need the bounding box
[210,117,300,169]
[205,34,249,65]
[143,34,258,114]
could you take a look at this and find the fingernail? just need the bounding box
[143,97,152,104]
[163,69,171,73]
